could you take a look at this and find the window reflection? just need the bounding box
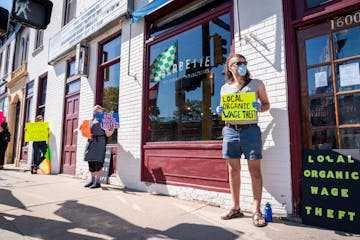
[148,13,230,142]
[99,36,121,144]
[341,128,360,149]
[67,60,76,77]
[310,98,335,127]
[102,63,119,144]
[66,79,80,95]
[333,26,360,60]
[103,63,119,113]
[311,129,337,150]
[307,65,332,96]
[102,36,121,64]
[338,94,360,125]
[305,35,330,66]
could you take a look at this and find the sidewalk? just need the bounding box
[0,167,359,240]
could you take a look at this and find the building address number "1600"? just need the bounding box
[330,11,360,30]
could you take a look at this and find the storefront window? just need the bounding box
[311,129,337,150]
[340,128,360,149]
[310,97,335,127]
[300,23,360,149]
[307,65,332,96]
[98,35,121,144]
[335,59,360,92]
[148,12,230,142]
[333,26,360,60]
[305,34,330,66]
[337,93,360,125]
[102,63,119,113]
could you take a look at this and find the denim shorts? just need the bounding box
[222,125,263,160]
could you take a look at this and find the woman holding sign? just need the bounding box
[83,105,114,189]
[31,115,48,174]
[216,54,270,227]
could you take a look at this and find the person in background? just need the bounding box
[31,115,48,174]
[0,122,11,169]
[83,105,114,189]
[216,53,270,227]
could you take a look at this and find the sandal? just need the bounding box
[221,208,244,220]
[252,212,267,227]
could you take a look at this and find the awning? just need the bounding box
[130,0,171,23]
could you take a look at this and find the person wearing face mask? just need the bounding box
[83,105,114,189]
[216,54,270,227]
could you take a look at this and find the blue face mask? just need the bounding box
[237,64,247,76]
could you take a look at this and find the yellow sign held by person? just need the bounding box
[221,92,257,121]
[25,122,49,142]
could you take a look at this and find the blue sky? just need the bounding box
[0,0,13,11]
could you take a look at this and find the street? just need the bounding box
[0,168,359,240]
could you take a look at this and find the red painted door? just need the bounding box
[61,93,79,175]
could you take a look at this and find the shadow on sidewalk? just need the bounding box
[0,199,241,240]
[0,189,28,211]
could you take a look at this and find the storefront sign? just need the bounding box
[220,92,256,121]
[152,55,211,84]
[302,150,360,233]
[25,122,49,142]
[48,0,132,64]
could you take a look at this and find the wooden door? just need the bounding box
[297,22,360,150]
[61,93,79,174]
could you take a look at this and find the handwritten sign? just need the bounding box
[302,150,360,233]
[93,113,120,130]
[0,111,4,124]
[221,92,257,121]
[25,122,49,142]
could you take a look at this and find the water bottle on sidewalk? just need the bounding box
[264,202,272,222]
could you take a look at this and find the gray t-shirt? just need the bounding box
[220,79,262,125]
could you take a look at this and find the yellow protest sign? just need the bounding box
[221,92,257,121]
[25,122,49,142]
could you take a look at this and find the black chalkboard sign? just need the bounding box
[100,147,112,184]
[302,149,360,233]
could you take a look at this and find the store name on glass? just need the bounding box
[159,56,212,83]
[330,11,360,30]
